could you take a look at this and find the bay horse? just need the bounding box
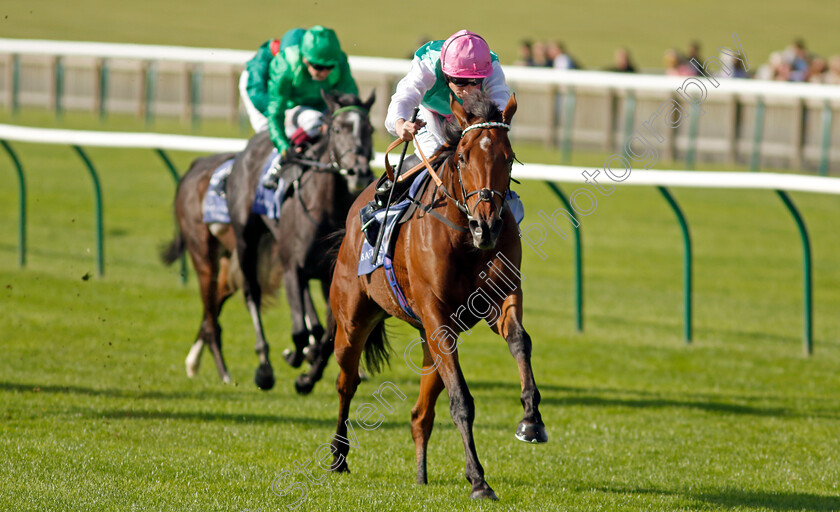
[161,90,375,389]
[319,91,547,500]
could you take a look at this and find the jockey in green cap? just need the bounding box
[259,25,358,188]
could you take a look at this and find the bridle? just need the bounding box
[287,105,372,177]
[451,121,512,223]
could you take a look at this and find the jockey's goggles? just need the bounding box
[446,75,484,87]
[308,61,335,72]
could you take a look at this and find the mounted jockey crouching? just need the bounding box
[261,25,360,189]
[238,28,305,133]
[379,29,523,221]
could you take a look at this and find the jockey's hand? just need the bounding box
[396,117,426,142]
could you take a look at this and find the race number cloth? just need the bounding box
[201,150,286,224]
[202,158,235,223]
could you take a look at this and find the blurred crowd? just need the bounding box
[512,38,840,84]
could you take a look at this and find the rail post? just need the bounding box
[776,190,812,355]
[71,146,105,277]
[1,140,26,267]
[657,186,693,342]
[544,181,583,332]
[154,148,187,284]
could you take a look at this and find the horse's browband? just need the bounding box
[331,105,368,117]
[461,122,511,136]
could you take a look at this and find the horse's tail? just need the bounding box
[363,320,392,375]
[160,231,186,266]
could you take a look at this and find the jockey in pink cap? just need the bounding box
[384,29,512,164]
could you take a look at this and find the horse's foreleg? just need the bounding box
[493,293,547,444]
[410,335,446,485]
[422,316,496,500]
[281,268,308,368]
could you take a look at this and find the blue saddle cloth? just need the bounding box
[202,158,234,223]
[201,150,286,224]
[356,170,526,276]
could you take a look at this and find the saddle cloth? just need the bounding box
[356,169,526,276]
[201,150,286,224]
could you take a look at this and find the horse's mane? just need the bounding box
[437,91,505,162]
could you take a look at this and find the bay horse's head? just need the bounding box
[322,90,376,194]
[448,91,517,250]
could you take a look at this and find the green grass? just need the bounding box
[3,3,840,508]
[2,105,840,511]
[3,0,840,73]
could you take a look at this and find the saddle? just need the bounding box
[359,154,434,247]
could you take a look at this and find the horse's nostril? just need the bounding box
[345,168,356,176]
[469,219,481,235]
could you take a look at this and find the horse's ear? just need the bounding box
[363,89,376,111]
[449,93,469,128]
[321,89,339,113]
[502,93,517,124]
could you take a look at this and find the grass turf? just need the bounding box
[3,0,840,74]
[2,106,840,510]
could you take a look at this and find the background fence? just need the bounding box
[2,38,840,173]
[3,123,838,355]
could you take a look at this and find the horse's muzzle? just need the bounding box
[469,217,503,250]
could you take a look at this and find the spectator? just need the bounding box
[514,39,535,67]
[686,40,703,74]
[532,41,550,67]
[606,47,636,73]
[807,57,828,83]
[786,39,811,82]
[548,40,578,70]
[663,48,694,76]
[825,55,840,85]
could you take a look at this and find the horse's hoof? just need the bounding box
[515,421,548,443]
[303,345,319,365]
[469,487,498,500]
[254,364,275,391]
[295,375,316,395]
[282,348,304,369]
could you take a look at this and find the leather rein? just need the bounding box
[383,121,512,231]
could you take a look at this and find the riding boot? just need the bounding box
[373,179,392,207]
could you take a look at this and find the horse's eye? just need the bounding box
[458,153,465,163]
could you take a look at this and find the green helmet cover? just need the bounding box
[301,25,341,67]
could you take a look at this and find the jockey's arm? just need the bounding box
[385,56,436,138]
[266,57,293,155]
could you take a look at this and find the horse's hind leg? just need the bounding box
[301,284,325,363]
[492,293,547,444]
[187,236,232,383]
[280,267,308,368]
[237,223,274,390]
[410,335,446,485]
[204,253,236,383]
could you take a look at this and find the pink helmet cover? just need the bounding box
[441,30,493,78]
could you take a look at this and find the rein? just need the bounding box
[382,119,512,230]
